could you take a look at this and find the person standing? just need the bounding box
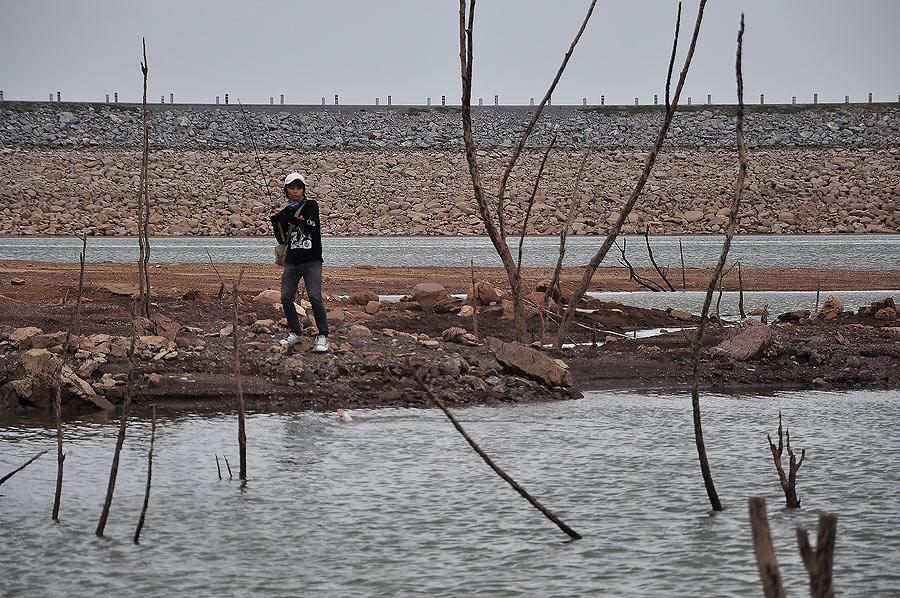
[270,172,329,352]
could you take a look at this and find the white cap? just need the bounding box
[284,172,306,187]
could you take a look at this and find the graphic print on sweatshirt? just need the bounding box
[290,225,313,250]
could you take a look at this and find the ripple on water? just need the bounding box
[1,390,899,597]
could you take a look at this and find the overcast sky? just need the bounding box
[1,0,898,107]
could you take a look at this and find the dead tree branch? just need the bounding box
[748,497,787,598]
[554,0,707,348]
[206,248,226,300]
[52,382,65,520]
[544,146,591,312]
[137,38,151,319]
[96,301,138,536]
[133,405,156,544]
[617,238,667,292]
[644,227,676,291]
[0,449,48,486]
[233,269,247,480]
[413,366,581,540]
[688,9,745,513]
[517,135,558,274]
[767,411,805,508]
[797,513,837,598]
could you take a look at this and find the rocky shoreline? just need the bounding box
[1,102,898,237]
[2,261,898,417]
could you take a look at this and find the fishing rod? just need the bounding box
[237,98,276,206]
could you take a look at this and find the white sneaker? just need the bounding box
[312,335,329,353]
[280,332,302,347]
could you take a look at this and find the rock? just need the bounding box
[9,326,43,348]
[182,289,207,301]
[467,281,502,305]
[152,313,179,340]
[412,282,448,312]
[458,305,474,317]
[77,359,100,378]
[709,320,771,361]
[219,325,233,338]
[139,335,170,351]
[250,319,276,333]
[101,283,139,297]
[777,310,810,322]
[253,289,282,306]
[439,355,467,376]
[665,307,694,321]
[348,324,373,345]
[818,295,844,319]
[146,373,166,387]
[10,278,25,285]
[365,300,381,315]
[17,348,113,411]
[441,326,479,346]
[535,280,572,304]
[349,290,379,305]
[485,336,573,387]
[875,307,897,321]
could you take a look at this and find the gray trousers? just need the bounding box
[281,260,329,336]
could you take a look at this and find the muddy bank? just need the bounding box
[1,261,897,418]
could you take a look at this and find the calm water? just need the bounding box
[0,234,897,270]
[1,389,898,597]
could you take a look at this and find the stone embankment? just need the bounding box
[1,102,898,236]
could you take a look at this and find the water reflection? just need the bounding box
[1,390,898,597]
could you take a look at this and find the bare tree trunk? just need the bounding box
[554,0,708,348]
[233,270,247,480]
[414,366,581,540]
[679,238,687,290]
[97,302,138,536]
[138,38,152,319]
[738,261,746,318]
[0,450,48,486]
[749,497,787,598]
[767,411,805,508]
[133,405,156,544]
[797,513,837,598]
[688,11,747,513]
[459,0,596,343]
[52,382,65,520]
